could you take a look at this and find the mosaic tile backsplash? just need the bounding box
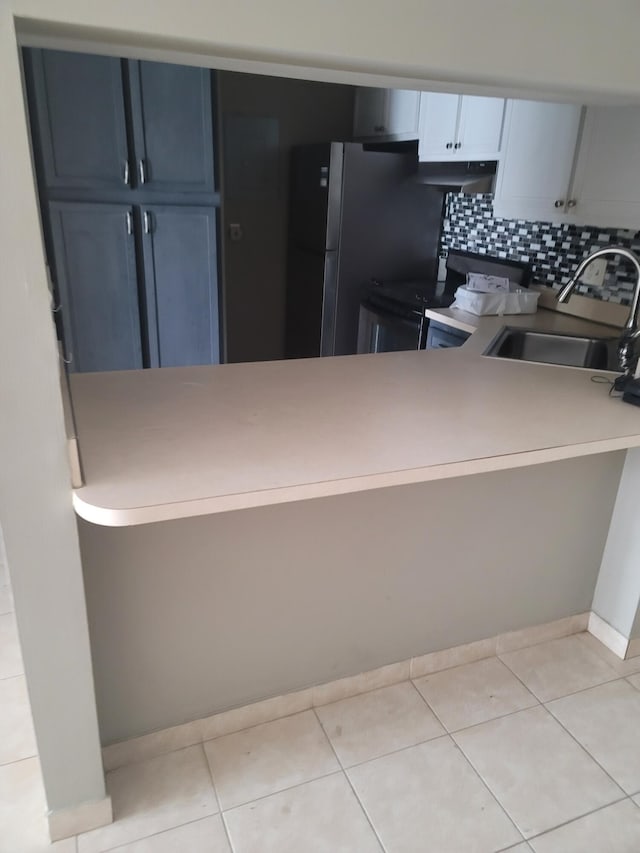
[441,193,640,306]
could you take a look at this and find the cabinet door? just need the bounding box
[353,88,388,137]
[456,96,505,159]
[141,206,220,367]
[568,106,640,229]
[493,100,583,222]
[418,93,460,160]
[25,49,129,190]
[49,202,142,372]
[129,61,215,194]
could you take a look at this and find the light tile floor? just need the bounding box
[3,539,640,853]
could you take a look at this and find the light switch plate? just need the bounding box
[579,258,607,287]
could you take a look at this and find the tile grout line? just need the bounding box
[310,707,387,853]
[213,767,344,815]
[576,632,640,676]
[521,794,631,846]
[496,648,621,705]
[315,685,526,850]
[409,672,542,738]
[475,654,630,802]
[542,701,631,797]
[201,742,236,853]
[96,814,220,853]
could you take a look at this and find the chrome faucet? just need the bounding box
[557,245,640,375]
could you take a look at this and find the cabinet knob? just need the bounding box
[373,125,386,133]
[454,142,462,149]
[446,142,453,149]
[554,199,565,208]
[566,199,577,208]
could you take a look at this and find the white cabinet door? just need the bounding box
[493,100,583,222]
[418,92,459,159]
[353,87,387,137]
[353,87,419,139]
[457,96,505,159]
[568,106,640,230]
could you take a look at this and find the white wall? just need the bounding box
[592,448,640,640]
[3,0,640,820]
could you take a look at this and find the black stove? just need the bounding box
[356,251,532,355]
[365,278,455,318]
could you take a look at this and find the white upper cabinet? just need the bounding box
[418,93,505,161]
[494,100,640,230]
[493,100,583,222]
[457,96,506,159]
[353,87,420,140]
[417,93,459,158]
[569,106,640,230]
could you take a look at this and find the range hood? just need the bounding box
[414,160,497,193]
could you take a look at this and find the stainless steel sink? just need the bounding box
[484,327,620,370]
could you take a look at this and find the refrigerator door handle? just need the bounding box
[320,250,339,357]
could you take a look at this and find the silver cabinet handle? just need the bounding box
[126,211,133,235]
[143,211,151,234]
[566,199,577,208]
[554,199,565,208]
[373,125,386,133]
[138,159,146,184]
[123,160,130,186]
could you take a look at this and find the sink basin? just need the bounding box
[484,327,620,370]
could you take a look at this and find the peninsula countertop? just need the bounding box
[70,318,640,527]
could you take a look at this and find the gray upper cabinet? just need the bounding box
[129,61,215,195]
[141,206,219,367]
[49,202,143,372]
[26,50,130,190]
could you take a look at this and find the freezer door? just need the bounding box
[333,144,443,356]
[289,143,344,252]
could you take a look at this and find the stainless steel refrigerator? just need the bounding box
[286,142,445,358]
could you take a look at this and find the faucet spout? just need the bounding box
[557,245,640,334]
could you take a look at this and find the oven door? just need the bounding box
[357,300,426,354]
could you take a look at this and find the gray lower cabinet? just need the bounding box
[141,206,220,367]
[26,50,130,191]
[50,202,143,372]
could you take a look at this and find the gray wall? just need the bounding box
[80,452,623,745]
[218,72,355,363]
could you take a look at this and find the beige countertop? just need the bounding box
[71,311,640,526]
[424,305,621,355]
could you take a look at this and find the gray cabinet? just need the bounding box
[141,206,220,367]
[130,61,215,195]
[24,47,221,372]
[26,50,129,190]
[50,202,142,372]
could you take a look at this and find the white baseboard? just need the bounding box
[48,795,112,842]
[587,612,631,659]
[102,612,588,772]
